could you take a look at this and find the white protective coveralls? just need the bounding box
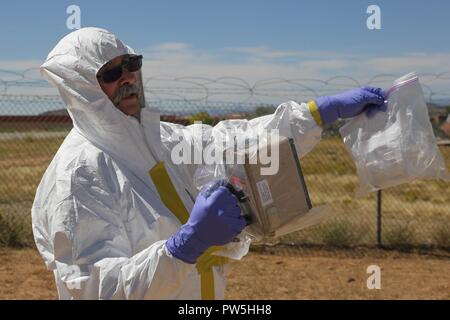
[32,27,323,299]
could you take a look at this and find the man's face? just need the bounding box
[97,55,142,117]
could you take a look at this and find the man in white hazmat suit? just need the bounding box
[32,27,386,300]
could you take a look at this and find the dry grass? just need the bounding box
[0,209,33,247]
[0,134,449,300]
[0,135,449,249]
[286,138,450,248]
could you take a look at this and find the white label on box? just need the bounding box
[256,179,273,207]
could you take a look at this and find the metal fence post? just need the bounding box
[377,190,382,247]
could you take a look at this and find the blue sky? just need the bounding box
[1,0,450,105]
[1,0,450,60]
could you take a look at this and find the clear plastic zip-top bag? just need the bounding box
[339,72,450,197]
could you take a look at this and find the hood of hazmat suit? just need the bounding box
[32,27,323,300]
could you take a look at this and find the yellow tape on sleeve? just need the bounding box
[307,100,324,127]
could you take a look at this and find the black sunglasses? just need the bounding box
[97,54,143,83]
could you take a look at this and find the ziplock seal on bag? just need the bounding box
[340,72,450,197]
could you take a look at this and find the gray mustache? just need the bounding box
[112,84,141,105]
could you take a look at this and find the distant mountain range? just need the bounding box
[427,102,450,115]
[40,109,69,116]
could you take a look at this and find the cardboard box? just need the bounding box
[226,136,313,240]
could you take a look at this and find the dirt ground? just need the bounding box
[0,247,448,300]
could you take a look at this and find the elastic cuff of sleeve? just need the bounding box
[307,100,324,127]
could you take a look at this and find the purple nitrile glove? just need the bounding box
[315,86,387,125]
[166,179,246,264]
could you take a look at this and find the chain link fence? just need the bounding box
[1,72,449,253]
